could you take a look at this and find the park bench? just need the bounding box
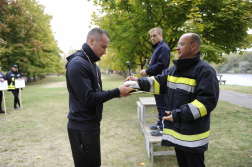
[136,101,141,125]
[217,74,227,85]
[137,97,175,166]
[143,126,175,167]
[139,97,158,134]
[218,80,226,84]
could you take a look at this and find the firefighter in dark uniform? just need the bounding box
[0,65,5,113]
[126,33,219,167]
[5,65,23,109]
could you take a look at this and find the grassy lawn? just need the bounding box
[219,85,252,95]
[0,74,251,166]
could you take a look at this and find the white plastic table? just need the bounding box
[139,97,157,134]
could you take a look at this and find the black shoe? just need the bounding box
[150,128,163,136]
[13,107,20,109]
[149,125,158,130]
[0,110,5,113]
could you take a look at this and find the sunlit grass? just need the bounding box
[220,84,252,95]
[0,74,251,166]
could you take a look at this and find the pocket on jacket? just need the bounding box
[175,88,190,107]
[181,123,195,133]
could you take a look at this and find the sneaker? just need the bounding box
[13,107,20,109]
[149,125,158,130]
[151,128,163,136]
[0,110,5,113]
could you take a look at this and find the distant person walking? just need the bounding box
[5,65,23,109]
[0,65,5,113]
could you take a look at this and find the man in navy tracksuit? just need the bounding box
[0,66,5,113]
[140,27,170,136]
[66,28,133,167]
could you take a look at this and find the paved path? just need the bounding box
[219,90,252,109]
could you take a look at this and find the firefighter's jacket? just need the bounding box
[138,53,219,153]
[5,70,22,90]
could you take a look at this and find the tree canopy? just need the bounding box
[90,0,252,72]
[0,0,64,76]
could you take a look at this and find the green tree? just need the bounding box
[0,0,65,77]
[19,0,64,76]
[90,0,252,71]
[214,51,252,73]
[0,0,43,70]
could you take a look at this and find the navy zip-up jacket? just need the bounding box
[66,43,120,131]
[146,40,170,76]
[138,53,219,153]
[5,70,21,90]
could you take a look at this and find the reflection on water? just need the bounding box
[217,74,252,86]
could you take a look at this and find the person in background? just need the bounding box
[139,27,170,136]
[126,33,219,167]
[5,65,23,109]
[0,65,5,113]
[65,28,133,167]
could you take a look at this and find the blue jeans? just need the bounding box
[154,94,166,130]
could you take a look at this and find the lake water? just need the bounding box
[217,73,252,86]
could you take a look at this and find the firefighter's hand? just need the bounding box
[140,69,147,76]
[124,76,138,82]
[118,84,134,97]
[162,111,173,122]
[0,78,4,82]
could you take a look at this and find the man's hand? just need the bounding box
[162,111,173,122]
[0,78,4,82]
[18,78,24,81]
[124,76,138,82]
[118,84,134,97]
[140,69,147,76]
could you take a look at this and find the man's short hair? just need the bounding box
[149,27,162,35]
[86,28,110,43]
[189,33,201,51]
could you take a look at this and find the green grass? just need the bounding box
[0,74,251,166]
[220,84,252,95]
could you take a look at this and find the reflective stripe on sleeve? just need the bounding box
[188,103,201,119]
[190,99,207,117]
[148,77,160,94]
[147,77,154,93]
[162,128,209,148]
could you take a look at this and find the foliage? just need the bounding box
[215,51,252,73]
[0,0,65,76]
[90,0,252,71]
